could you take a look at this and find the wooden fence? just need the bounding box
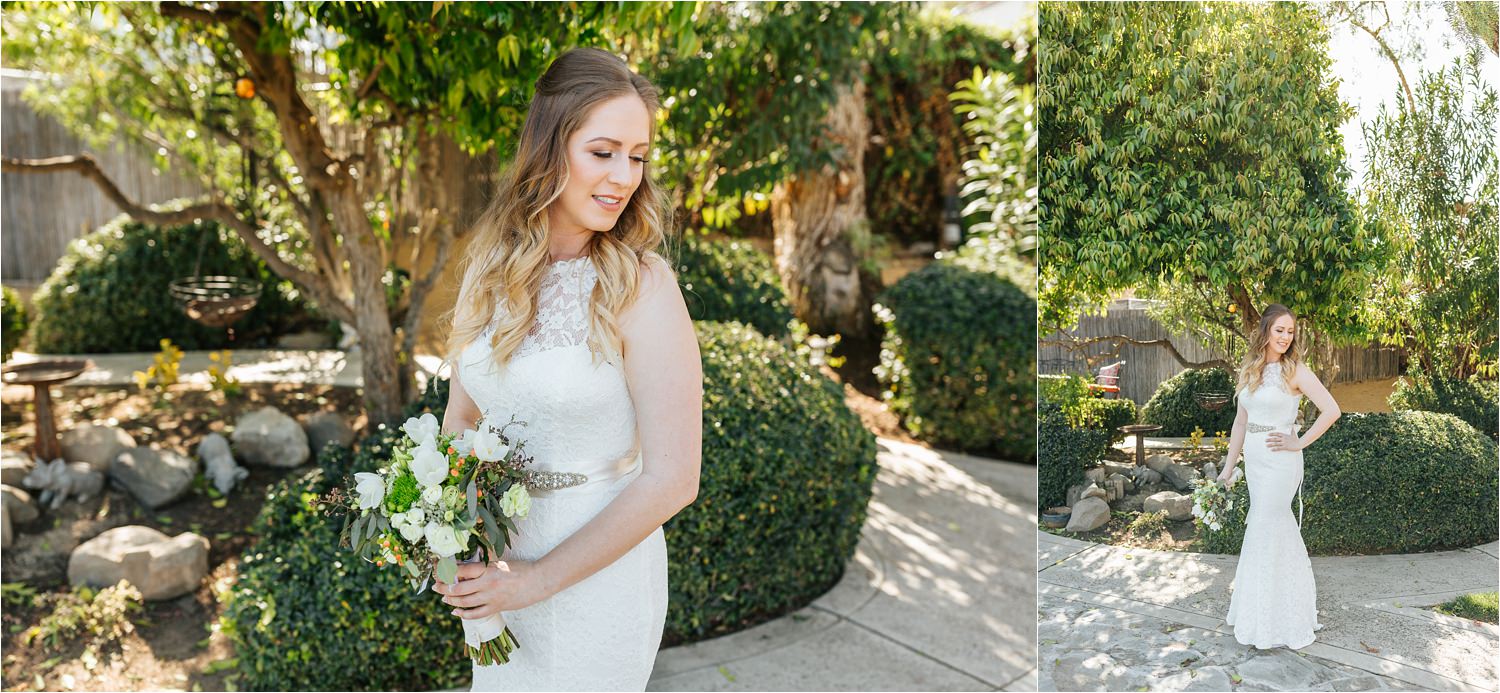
[1039,301,1406,405]
[2,70,206,285]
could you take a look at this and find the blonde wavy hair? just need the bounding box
[1237,303,1304,394]
[444,48,670,371]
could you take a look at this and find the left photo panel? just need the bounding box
[0,3,1042,692]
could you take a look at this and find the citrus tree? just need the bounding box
[1039,1,1391,366]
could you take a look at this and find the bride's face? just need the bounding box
[1265,314,1296,358]
[549,94,652,237]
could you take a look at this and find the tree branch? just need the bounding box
[1041,333,1235,370]
[3,154,355,325]
[1338,2,1417,112]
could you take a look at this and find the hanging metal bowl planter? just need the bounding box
[168,275,261,340]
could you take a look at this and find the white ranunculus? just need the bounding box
[425,521,468,558]
[398,519,425,543]
[451,428,476,457]
[421,484,444,506]
[407,506,426,526]
[402,412,441,448]
[471,428,510,462]
[410,439,449,489]
[500,484,531,519]
[354,472,385,510]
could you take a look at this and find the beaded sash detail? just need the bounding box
[1246,422,1284,434]
[523,470,589,491]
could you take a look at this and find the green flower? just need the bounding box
[385,473,421,514]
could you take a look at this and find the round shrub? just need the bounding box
[1197,411,1499,555]
[1082,397,1138,442]
[875,259,1036,461]
[1389,367,1498,440]
[1037,402,1110,511]
[1140,367,1238,437]
[2,285,27,361]
[672,234,795,339]
[222,425,469,690]
[29,215,314,354]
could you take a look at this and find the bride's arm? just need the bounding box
[439,255,703,617]
[440,364,484,435]
[1216,398,1250,485]
[1289,364,1341,450]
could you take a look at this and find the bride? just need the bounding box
[430,48,702,691]
[1216,303,1341,650]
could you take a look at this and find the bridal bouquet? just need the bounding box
[322,412,561,665]
[1189,471,1240,532]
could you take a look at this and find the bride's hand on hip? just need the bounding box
[435,559,552,620]
[1265,432,1302,452]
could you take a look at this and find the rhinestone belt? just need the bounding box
[523,470,588,491]
[1245,422,1287,434]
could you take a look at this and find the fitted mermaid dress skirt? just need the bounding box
[1225,362,1321,650]
[457,257,669,691]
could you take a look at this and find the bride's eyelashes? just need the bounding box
[590,151,649,164]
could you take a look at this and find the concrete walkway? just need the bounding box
[648,439,1038,691]
[12,349,1041,691]
[1039,532,1499,692]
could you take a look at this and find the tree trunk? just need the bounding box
[771,78,875,338]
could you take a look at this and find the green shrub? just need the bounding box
[671,235,795,339]
[1082,398,1137,442]
[29,215,315,354]
[1389,367,1498,440]
[1037,402,1109,510]
[875,260,1036,461]
[226,321,876,684]
[1197,411,1499,555]
[1040,373,1136,441]
[1140,367,1238,437]
[2,285,27,361]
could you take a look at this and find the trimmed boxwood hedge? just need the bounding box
[1037,402,1109,511]
[1197,411,1499,555]
[28,215,314,354]
[224,321,876,687]
[1389,368,1498,441]
[874,260,1036,461]
[2,285,26,361]
[1140,367,1238,437]
[1082,398,1137,443]
[672,235,795,339]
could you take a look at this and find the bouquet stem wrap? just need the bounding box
[459,552,519,665]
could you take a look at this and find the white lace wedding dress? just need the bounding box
[1225,361,1321,649]
[455,255,669,691]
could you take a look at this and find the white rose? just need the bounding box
[424,521,469,558]
[354,472,385,510]
[398,519,425,543]
[500,484,531,519]
[410,439,449,489]
[421,484,444,506]
[402,412,441,448]
[472,428,510,462]
[451,428,476,457]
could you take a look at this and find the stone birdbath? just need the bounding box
[1119,423,1163,467]
[2,359,91,461]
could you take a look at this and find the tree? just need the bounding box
[1039,2,1391,371]
[2,1,684,423]
[1362,56,1498,378]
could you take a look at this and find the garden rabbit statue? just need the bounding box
[197,433,248,495]
[21,458,105,510]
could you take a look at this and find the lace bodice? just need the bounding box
[457,256,640,493]
[1238,361,1301,427]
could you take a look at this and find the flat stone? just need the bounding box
[110,448,197,509]
[1161,462,1200,491]
[1328,674,1392,691]
[1081,484,1108,500]
[1066,497,1111,532]
[1052,650,1132,691]
[1145,454,1175,472]
[1,484,38,523]
[302,411,355,457]
[59,424,136,473]
[232,406,310,468]
[1102,460,1134,478]
[1154,664,1233,691]
[1144,491,1194,521]
[67,525,209,601]
[1236,650,1327,691]
[1,449,33,487]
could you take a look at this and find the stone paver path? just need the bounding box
[1039,532,1499,692]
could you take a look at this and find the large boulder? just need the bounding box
[67,525,209,601]
[60,424,137,473]
[232,407,310,468]
[1,449,33,487]
[302,411,355,456]
[1,484,38,523]
[1144,454,1174,473]
[1066,497,1111,532]
[1160,462,1199,491]
[1144,491,1194,521]
[110,448,198,509]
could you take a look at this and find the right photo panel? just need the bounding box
[1035,2,1499,692]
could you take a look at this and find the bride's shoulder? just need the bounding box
[623,250,685,317]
